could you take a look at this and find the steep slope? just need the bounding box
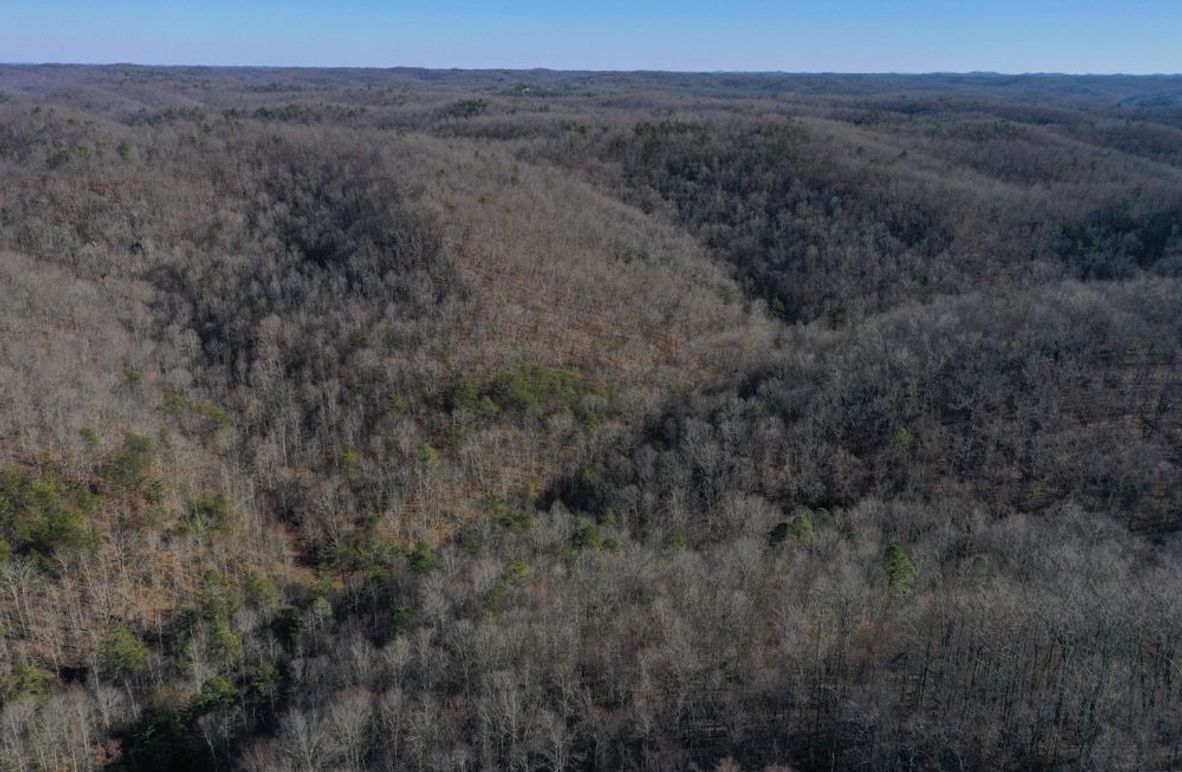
[0,82,772,770]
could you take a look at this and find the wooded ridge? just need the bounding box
[0,65,1180,771]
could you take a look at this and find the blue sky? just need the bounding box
[2,1,1179,73]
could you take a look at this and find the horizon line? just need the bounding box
[2,61,1182,78]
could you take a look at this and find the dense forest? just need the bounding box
[1,65,1181,771]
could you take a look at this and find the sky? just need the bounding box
[2,1,1180,74]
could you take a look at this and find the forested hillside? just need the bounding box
[0,65,1181,771]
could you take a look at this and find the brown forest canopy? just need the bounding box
[0,65,1181,771]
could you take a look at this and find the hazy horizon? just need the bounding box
[3,1,1179,75]
[3,62,1181,78]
